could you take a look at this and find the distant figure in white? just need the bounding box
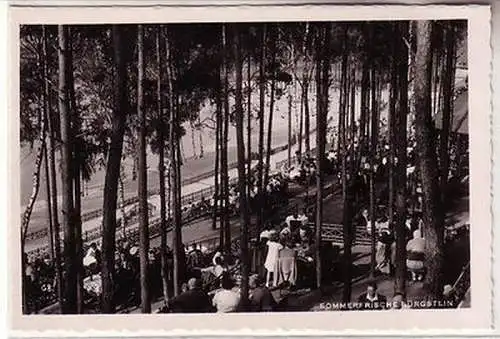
[406,229,425,281]
[83,242,100,276]
[264,232,283,287]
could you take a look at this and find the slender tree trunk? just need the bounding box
[137,25,151,313]
[41,25,54,262]
[257,24,266,231]
[215,37,224,242]
[303,79,310,156]
[233,25,250,309]
[118,170,126,238]
[349,68,356,164]
[262,26,276,224]
[340,24,352,302]
[394,22,409,296]
[302,23,312,157]
[21,109,46,314]
[388,23,399,224]
[101,25,128,313]
[287,92,293,167]
[44,23,63,309]
[67,31,84,313]
[198,114,204,158]
[263,28,276,192]
[432,26,443,116]
[369,67,378,277]
[165,27,183,297]
[43,135,54,261]
[156,25,169,302]
[222,24,231,254]
[58,25,77,314]
[414,21,445,299]
[73,156,83,313]
[246,53,252,197]
[360,24,370,153]
[298,87,303,159]
[315,23,329,288]
[175,99,184,284]
[213,84,221,232]
[190,122,197,159]
[439,24,457,197]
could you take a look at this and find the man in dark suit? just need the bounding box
[167,278,213,313]
[357,281,387,310]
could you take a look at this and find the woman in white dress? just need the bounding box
[264,233,283,287]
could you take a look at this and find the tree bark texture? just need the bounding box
[413,21,445,299]
[101,25,128,313]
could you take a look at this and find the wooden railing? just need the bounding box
[318,223,371,246]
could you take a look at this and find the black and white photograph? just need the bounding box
[9,3,492,333]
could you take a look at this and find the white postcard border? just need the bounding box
[7,4,493,335]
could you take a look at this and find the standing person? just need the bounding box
[264,232,283,287]
[277,241,298,288]
[187,244,203,269]
[212,273,241,313]
[406,229,425,281]
[248,274,276,312]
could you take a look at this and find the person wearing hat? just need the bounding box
[167,277,212,313]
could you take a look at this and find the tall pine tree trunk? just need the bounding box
[359,23,370,153]
[340,24,352,302]
[213,79,221,232]
[257,25,266,231]
[101,25,128,313]
[287,93,293,167]
[118,170,126,237]
[44,23,64,308]
[303,79,310,156]
[247,54,252,197]
[58,25,77,314]
[222,24,231,254]
[263,27,276,192]
[388,23,399,224]
[41,25,54,262]
[439,24,457,196]
[66,30,84,313]
[394,22,409,296]
[43,133,54,261]
[166,28,183,296]
[198,114,204,158]
[233,25,250,309]
[315,23,329,288]
[414,20,445,299]
[156,25,169,302]
[369,66,378,277]
[21,96,46,314]
[190,121,197,159]
[303,23,311,157]
[137,24,151,313]
[298,87,304,160]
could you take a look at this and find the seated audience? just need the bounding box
[248,274,276,312]
[212,273,241,313]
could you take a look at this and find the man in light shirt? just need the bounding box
[212,274,241,313]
